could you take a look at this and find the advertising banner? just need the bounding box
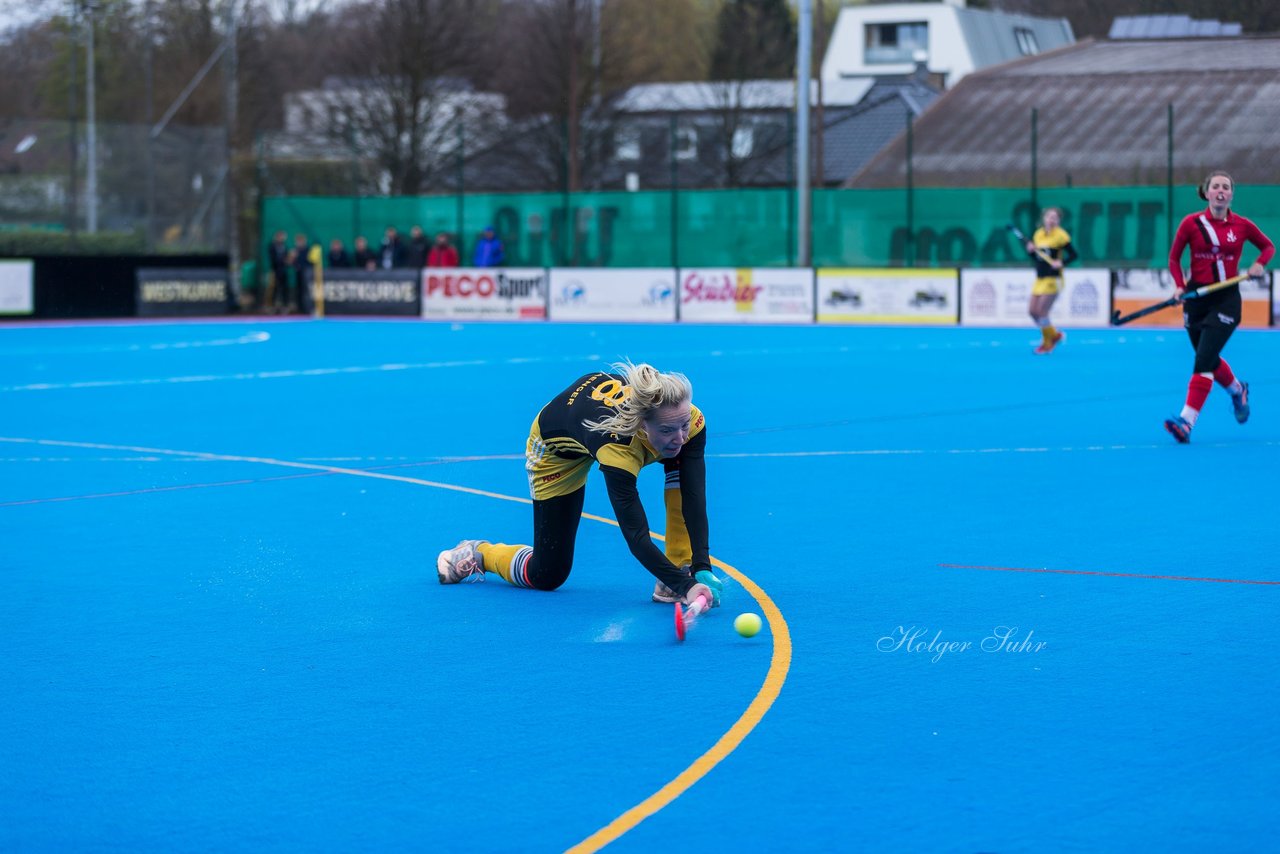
[960,268,1111,327]
[816,268,957,325]
[0,259,34,315]
[136,268,229,317]
[320,270,420,316]
[548,268,676,322]
[1113,269,1271,328]
[421,268,546,320]
[677,268,813,323]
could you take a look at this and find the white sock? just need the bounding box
[1227,379,1243,396]
[1180,405,1200,426]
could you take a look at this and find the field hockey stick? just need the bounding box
[1109,273,1249,326]
[1005,223,1057,265]
[674,593,711,642]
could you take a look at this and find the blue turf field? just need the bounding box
[2,318,1278,852]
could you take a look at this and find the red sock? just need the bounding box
[1212,359,1236,388]
[1185,374,1213,411]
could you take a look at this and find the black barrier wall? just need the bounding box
[0,255,230,319]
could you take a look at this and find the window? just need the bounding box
[614,126,640,162]
[731,125,754,159]
[865,21,928,65]
[1014,27,1040,56]
[674,126,697,161]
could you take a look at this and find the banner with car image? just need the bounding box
[816,268,958,324]
[960,268,1111,327]
[678,268,813,323]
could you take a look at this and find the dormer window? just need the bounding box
[865,21,928,64]
[1014,27,1039,55]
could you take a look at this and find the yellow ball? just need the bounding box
[734,612,763,638]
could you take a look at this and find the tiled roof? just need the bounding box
[845,38,1280,188]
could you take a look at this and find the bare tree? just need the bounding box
[301,0,499,195]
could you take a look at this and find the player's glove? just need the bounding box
[694,570,723,607]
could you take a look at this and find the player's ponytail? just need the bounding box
[1199,170,1233,201]
[583,360,693,437]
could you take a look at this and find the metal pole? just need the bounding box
[144,0,155,251]
[225,2,239,282]
[1166,103,1174,248]
[456,120,464,250]
[670,115,678,268]
[68,1,79,243]
[1030,107,1038,217]
[795,0,812,267]
[905,109,913,266]
[86,0,97,233]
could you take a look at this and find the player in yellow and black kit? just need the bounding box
[435,361,721,609]
[1023,206,1078,354]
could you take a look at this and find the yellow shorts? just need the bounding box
[1031,276,1062,296]
[525,417,592,500]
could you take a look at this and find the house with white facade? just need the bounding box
[821,0,1074,88]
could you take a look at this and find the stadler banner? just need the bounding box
[960,268,1111,327]
[548,268,676,322]
[136,268,229,317]
[321,270,420,315]
[422,268,547,320]
[817,268,958,325]
[1113,269,1271,328]
[679,268,813,323]
[0,259,34,316]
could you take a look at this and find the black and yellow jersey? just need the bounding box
[525,371,711,589]
[1031,226,1078,279]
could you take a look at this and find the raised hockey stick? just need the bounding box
[1110,274,1249,326]
[1006,222,1057,265]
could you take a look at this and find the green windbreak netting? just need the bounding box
[264,185,1280,270]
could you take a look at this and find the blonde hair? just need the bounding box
[1199,170,1233,201]
[583,360,693,437]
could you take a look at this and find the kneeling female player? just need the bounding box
[436,361,721,610]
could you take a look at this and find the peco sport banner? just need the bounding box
[816,268,957,325]
[548,268,676,322]
[421,268,547,320]
[0,259,34,315]
[136,268,229,317]
[960,268,1111,327]
[678,268,813,323]
[1113,269,1272,328]
[320,270,420,315]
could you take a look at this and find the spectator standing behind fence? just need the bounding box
[472,225,505,267]
[380,226,406,269]
[268,230,290,314]
[353,236,377,270]
[427,232,460,267]
[327,238,352,268]
[406,225,430,269]
[291,233,315,314]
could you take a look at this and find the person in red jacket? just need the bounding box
[1164,170,1274,443]
[426,232,460,267]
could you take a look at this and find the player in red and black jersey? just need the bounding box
[1163,170,1274,443]
[435,361,721,609]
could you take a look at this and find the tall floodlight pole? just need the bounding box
[796,0,812,267]
[85,0,98,233]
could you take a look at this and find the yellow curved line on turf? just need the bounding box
[0,435,793,851]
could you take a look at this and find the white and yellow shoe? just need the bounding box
[436,540,488,584]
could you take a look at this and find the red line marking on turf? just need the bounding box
[939,563,1280,586]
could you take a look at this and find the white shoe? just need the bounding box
[652,580,681,603]
[437,540,488,584]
